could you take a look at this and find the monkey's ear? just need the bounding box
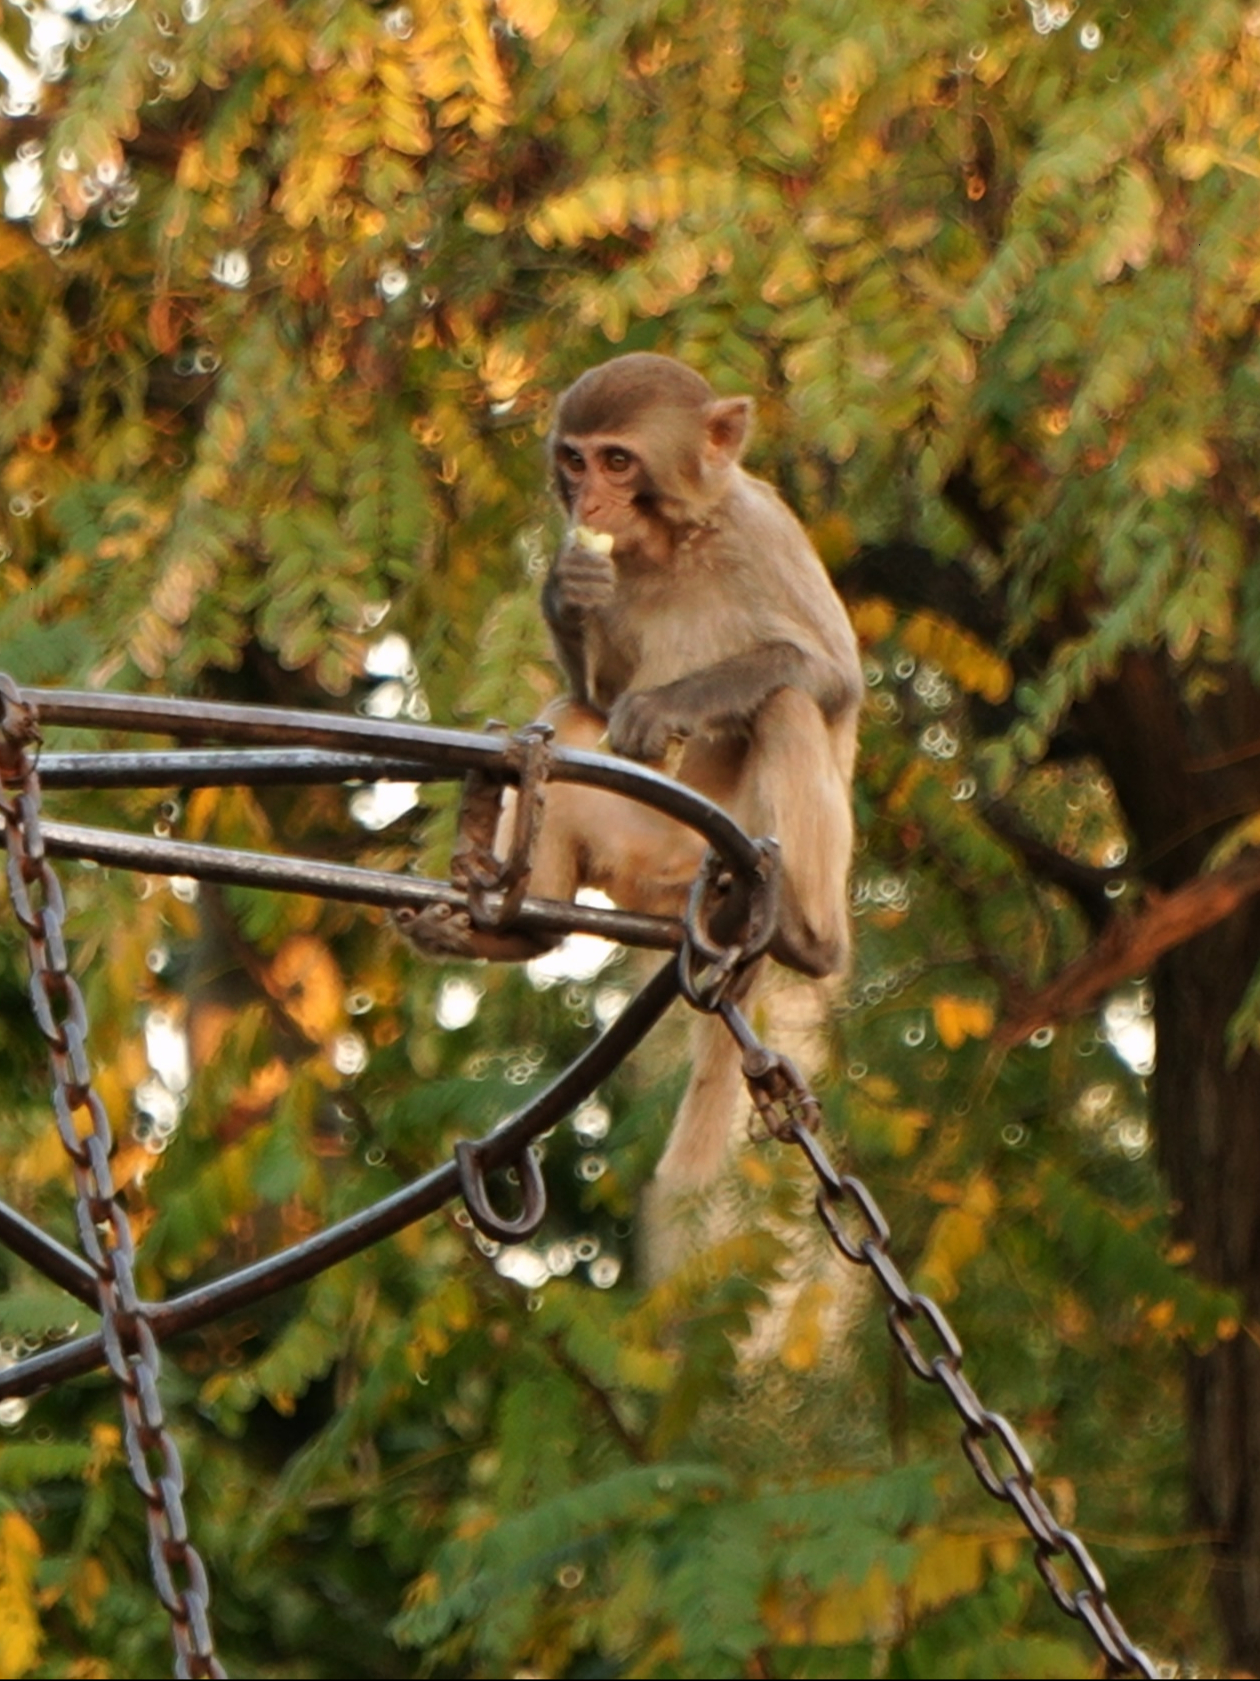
[704,396,753,463]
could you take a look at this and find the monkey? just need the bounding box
[397,352,860,1197]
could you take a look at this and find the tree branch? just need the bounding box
[983,801,1125,932]
[998,849,1260,1043]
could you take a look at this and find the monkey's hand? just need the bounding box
[607,688,694,764]
[547,528,617,620]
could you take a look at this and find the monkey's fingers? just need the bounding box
[553,551,617,611]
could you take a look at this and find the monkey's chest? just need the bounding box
[584,617,637,710]
[590,575,753,700]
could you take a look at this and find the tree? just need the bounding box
[0,0,1254,1673]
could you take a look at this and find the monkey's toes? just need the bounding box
[392,901,475,957]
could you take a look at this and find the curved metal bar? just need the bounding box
[25,688,765,878]
[454,1141,547,1243]
[0,958,683,1400]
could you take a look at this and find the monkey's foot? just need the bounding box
[392,901,475,957]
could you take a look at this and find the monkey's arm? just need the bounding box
[542,536,618,704]
[609,641,856,762]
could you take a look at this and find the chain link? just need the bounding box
[721,997,1160,1681]
[0,678,225,1680]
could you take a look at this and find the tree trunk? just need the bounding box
[1079,655,1260,1671]
[1155,919,1260,1666]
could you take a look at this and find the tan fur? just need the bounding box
[400,354,860,1216]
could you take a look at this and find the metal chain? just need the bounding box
[0,678,225,1680]
[724,999,1161,1681]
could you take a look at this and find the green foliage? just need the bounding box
[0,0,1250,1675]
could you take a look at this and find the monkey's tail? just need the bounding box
[653,998,751,1192]
[638,1000,751,1283]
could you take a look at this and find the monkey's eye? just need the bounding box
[558,445,586,475]
[603,447,635,475]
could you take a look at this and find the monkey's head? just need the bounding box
[550,353,752,561]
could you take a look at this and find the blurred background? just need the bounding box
[1,1,1258,1674]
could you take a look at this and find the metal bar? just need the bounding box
[0,1199,101,1307]
[39,749,448,790]
[26,688,764,875]
[41,820,683,951]
[0,959,682,1399]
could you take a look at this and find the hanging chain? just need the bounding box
[0,678,224,1680]
[722,997,1160,1681]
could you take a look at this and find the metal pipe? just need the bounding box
[0,960,681,1398]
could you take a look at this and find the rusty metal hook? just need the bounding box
[455,721,554,932]
[677,837,780,1010]
[454,1139,547,1243]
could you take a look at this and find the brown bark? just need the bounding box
[1074,654,1260,1672]
[1155,913,1260,1660]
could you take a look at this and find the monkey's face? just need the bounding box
[550,354,754,566]
[553,434,674,563]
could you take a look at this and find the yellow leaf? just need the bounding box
[175,140,211,191]
[465,202,507,235]
[259,12,308,73]
[918,1202,989,1301]
[495,0,557,40]
[381,93,431,156]
[848,597,897,643]
[887,211,941,251]
[1133,436,1218,497]
[276,150,347,229]
[0,1511,42,1677]
[885,1107,931,1155]
[961,1174,998,1218]
[900,611,1012,703]
[1165,141,1218,180]
[67,1556,109,1628]
[932,995,994,1049]
[811,511,856,566]
[88,1423,121,1482]
[810,1561,896,1645]
[614,1346,676,1391]
[90,1063,129,1129]
[780,1280,832,1372]
[761,242,818,306]
[905,1529,986,1617]
[588,174,628,233]
[13,1129,69,1191]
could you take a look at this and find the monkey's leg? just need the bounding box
[395,701,705,961]
[736,689,854,980]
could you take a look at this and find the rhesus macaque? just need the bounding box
[398,352,860,1194]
